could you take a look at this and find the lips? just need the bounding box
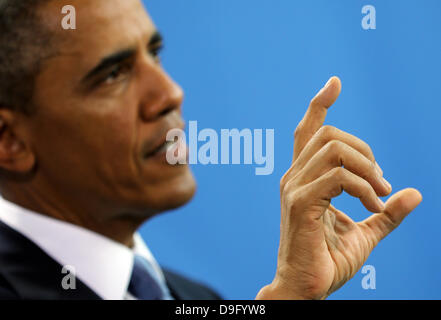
[145,140,176,158]
[143,123,185,159]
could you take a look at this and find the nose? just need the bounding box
[138,62,184,122]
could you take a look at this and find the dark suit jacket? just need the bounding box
[0,220,221,300]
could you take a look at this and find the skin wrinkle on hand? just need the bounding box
[0,0,423,300]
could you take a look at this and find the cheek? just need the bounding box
[32,66,143,191]
[91,109,141,180]
[36,103,139,187]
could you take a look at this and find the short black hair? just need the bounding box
[0,0,54,114]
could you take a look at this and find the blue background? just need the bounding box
[139,0,441,299]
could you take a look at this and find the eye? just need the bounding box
[149,44,163,63]
[102,62,133,85]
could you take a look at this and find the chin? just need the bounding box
[141,166,197,213]
[160,170,197,211]
[114,165,197,223]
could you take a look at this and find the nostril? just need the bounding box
[158,105,174,117]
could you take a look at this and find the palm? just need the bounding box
[285,204,377,298]
[321,205,375,294]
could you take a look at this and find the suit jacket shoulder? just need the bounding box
[0,219,101,299]
[0,220,221,300]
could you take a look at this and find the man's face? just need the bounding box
[23,0,195,218]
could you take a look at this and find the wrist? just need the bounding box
[255,283,306,300]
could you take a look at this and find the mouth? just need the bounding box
[143,122,186,160]
[144,140,177,159]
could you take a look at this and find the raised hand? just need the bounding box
[256,77,422,300]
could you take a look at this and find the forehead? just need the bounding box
[43,0,155,58]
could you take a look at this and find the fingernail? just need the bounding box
[382,177,392,191]
[376,198,385,211]
[374,162,383,177]
[324,77,333,88]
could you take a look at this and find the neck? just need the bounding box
[0,181,143,248]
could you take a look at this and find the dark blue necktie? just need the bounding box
[128,255,164,300]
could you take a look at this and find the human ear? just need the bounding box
[0,109,35,173]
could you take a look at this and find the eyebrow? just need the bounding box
[149,31,163,47]
[81,30,163,83]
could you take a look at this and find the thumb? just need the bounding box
[361,188,422,246]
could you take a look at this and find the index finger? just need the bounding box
[293,76,342,162]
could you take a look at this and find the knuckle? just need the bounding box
[280,171,295,194]
[361,177,372,191]
[286,191,298,207]
[280,173,289,191]
[330,166,346,179]
[310,95,320,107]
[281,178,305,212]
[324,139,344,156]
[317,125,336,140]
[294,122,304,139]
[368,160,377,176]
[358,179,374,198]
[362,142,375,161]
[327,167,346,196]
[285,189,304,213]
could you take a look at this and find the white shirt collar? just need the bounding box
[0,196,167,300]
